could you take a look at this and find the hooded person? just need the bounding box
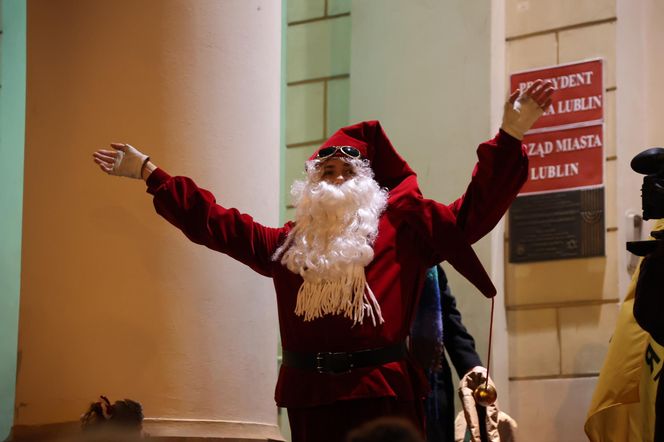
[93,80,553,442]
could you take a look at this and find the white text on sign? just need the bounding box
[526,133,602,159]
[518,70,595,92]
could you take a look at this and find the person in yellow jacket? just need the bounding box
[585,220,664,442]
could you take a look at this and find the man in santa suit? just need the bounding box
[93,80,553,441]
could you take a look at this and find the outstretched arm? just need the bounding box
[92,143,283,276]
[448,80,553,243]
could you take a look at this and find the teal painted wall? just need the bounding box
[0,0,26,438]
[278,0,290,438]
[282,0,351,222]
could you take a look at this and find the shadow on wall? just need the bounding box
[554,348,604,442]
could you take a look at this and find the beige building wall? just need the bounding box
[616,0,664,294]
[504,2,619,441]
[14,1,281,440]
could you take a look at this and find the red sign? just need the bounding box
[510,59,603,131]
[519,124,604,195]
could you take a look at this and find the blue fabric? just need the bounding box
[411,267,444,424]
[421,266,483,442]
[411,266,444,363]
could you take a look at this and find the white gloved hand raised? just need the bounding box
[501,79,554,140]
[459,366,500,442]
[92,143,149,179]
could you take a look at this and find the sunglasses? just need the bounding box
[316,145,362,160]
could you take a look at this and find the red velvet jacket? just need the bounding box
[145,129,527,408]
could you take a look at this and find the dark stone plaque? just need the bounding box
[509,188,605,263]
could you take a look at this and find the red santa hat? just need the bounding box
[311,120,496,298]
[310,120,414,191]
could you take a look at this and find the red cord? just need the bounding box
[485,297,495,388]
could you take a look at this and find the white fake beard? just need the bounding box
[273,158,388,325]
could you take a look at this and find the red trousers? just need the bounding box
[287,397,425,442]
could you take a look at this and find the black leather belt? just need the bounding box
[282,342,407,375]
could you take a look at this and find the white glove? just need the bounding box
[501,79,554,140]
[93,143,149,179]
[459,366,500,442]
[111,143,149,179]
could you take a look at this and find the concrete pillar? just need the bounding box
[13,1,282,440]
[349,0,509,406]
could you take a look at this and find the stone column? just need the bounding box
[349,0,503,403]
[13,1,282,440]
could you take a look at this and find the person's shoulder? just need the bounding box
[386,176,421,208]
[274,221,294,238]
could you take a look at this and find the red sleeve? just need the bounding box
[446,129,528,244]
[145,168,284,277]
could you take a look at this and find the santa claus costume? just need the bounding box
[145,121,525,441]
[92,80,553,442]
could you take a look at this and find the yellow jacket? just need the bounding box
[585,220,664,441]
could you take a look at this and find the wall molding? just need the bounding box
[10,418,285,441]
[505,17,617,42]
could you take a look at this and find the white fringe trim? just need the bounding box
[295,266,385,326]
